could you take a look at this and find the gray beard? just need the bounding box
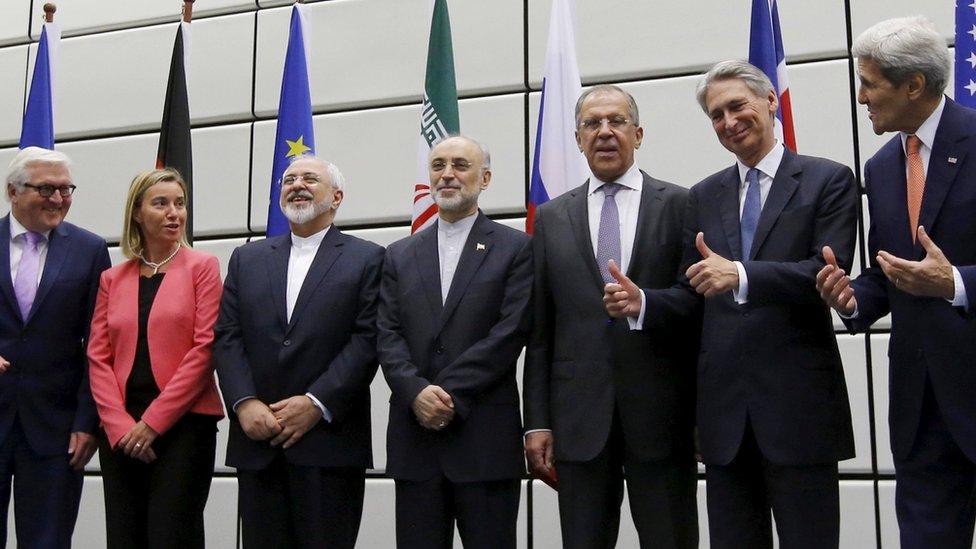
[282,199,329,225]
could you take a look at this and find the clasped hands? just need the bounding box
[604,232,739,317]
[237,395,322,449]
[816,226,954,315]
[412,385,454,431]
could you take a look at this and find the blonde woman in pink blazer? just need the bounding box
[88,168,224,549]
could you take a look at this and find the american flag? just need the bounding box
[749,0,796,151]
[956,1,976,108]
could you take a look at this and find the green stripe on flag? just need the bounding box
[423,0,459,140]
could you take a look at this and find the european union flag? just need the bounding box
[20,24,57,149]
[956,1,976,108]
[267,5,314,237]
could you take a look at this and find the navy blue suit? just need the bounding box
[214,228,383,548]
[848,98,976,548]
[0,214,110,547]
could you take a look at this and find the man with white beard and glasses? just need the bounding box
[378,136,532,548]
[214,155,383,548]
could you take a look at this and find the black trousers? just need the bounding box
[98,414,217,549]
[894,378,976,549]
[237,452,365,549]
[395,475,520,549]
[705,422,839,549]
[556,412,699,549]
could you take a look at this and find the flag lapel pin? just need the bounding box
[949,157,958,164]
[476,243,486,251]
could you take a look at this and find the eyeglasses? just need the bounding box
[578,116,633,132]
[282,173,322,186]
[22,183,76,198]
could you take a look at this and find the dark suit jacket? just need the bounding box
[849,97,976,461]
[647,150,858,466]
[378,213,531,482]
[0,215,110,456]
[524,171,698,463]
[213,228,384,470]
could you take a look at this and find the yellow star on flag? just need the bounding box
[285,135,311,158]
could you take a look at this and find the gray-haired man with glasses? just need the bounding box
[0,146,110,547]
[524,84,699,548]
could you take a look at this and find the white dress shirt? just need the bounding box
[731,141,786,304]
[8,214,51,287]
[437,212,478,304]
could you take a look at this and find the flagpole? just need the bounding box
[183,0,195,244]
[43,3,55,23]
[182,0,194,23]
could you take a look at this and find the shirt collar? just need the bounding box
[438,211,478,235]
[736,140,785,185]
[588,162,642,195]
[8,214,51,242]
[900,95,945,155]
[290,225,330,249]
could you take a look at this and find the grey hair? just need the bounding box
[695,60,775,113]
[574,84,640,127]
[852,16,950,96]
[430,135,492,173]
[6,147,72,191]
[288,154,345,190]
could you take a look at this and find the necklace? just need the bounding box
[138,245,181,275]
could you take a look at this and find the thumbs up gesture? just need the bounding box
[876,226,955,299]
[686,232,739,298]
[816,245,857,315]
[603,259,642,318]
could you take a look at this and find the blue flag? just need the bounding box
[20,24,57,149]
[956,1,976,108]
[267,5,314,237]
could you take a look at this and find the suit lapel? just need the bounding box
[28,222,70,324]
[749,152,800,260]
[414,223,443,316]
[718,167,744,261]
[566,182,605,290]
[0,216,16,320]
[438,213,492,333]
[265,235,291,330]
[627,173,665,280]
[918,100,967,257]
[287,228,344,334]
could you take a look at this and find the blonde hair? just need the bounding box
[120,168,190,259]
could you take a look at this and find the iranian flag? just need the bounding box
[411,0,460,234]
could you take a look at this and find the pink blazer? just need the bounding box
[88,247,225,447]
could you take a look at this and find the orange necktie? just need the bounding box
[906,135,925,242]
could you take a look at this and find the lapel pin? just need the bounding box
[476,243,486,251]
[949,157,958,164]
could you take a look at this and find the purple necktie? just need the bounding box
[14,231,43,320]
[597,182,623,284]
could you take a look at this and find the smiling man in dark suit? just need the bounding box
[605,61,858,549]
[214,155,383,549]
[0,147,110,548]
[378,135,531,548]
[525,85,699,548]
[818,17,976,548]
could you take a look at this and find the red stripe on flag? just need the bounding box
[413,192,431,204]
[411,203,438,234]
[525,202,537,234]
[779,89,797,152]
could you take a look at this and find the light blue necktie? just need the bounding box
[740,168,761,260]
[596,182,622,284]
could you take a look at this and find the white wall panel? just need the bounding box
[250,94,526,231]
[528,0,848,87]
[878,480,898,548]
[253,0,523,116]
[359,479,397,547]
[839,481,879,548]
[37,0,256,38]
[849,0,954,47]
[839,334,873,473]
[192,123,252,236]
[0,45,28,145]
[0,0,30,46]
[52,17,253,140]
[789,60,858,170]
[870,334,895,473]
[203,478,240,549]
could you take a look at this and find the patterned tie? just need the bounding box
[740,168,762,260]
[906,135,925,242]
[597,182,623,284]
[14,231,43,320]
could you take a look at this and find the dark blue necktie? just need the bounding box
[740,168,761,260]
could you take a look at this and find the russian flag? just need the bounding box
[20,21,60,149]
[526,0,587,234]
[749,0,796,151]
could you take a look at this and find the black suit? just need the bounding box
[647,150,858,548]
[524,172,699,548]
[378,213,531,548]
[213,228,383,549]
